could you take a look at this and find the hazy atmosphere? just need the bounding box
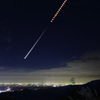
[0,0,100,84]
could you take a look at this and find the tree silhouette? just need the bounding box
[70,78,75,85]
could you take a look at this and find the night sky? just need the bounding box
[0,0,100,84]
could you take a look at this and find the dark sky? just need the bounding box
[0,0,100,84]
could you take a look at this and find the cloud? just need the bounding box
[0,66,5,70]
[28,50,100,83]
[0,50,100,84]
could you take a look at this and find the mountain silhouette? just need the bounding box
[0,80,100,100]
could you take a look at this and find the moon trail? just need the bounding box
[24,28,47,59]
[50,0,68,23]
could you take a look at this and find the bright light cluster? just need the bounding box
[0,87,11,93]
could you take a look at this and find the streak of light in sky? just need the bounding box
[50,0,68,23]
[24,0,68,59]
[24,28,47,59]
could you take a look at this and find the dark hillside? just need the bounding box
[0,80,100,100]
